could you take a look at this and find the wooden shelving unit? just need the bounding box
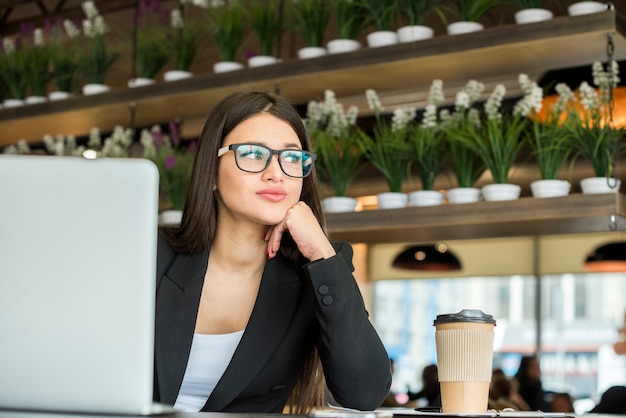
[325,193,626,244]
[1,9,625,146]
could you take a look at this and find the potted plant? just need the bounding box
[306,90,366,212]
[357,88,415,209]
[327,0,368,54]
[164,5,200,81]
[79,0,119,95]
[248,0,283,67]
[444,0,500,35]
[567,0,607,16]
[0,36,28,106]
[396,0,442,42]
[359,0,399,47]
[561,61,626,194]
[130,0,172,86]
[452,82,529,201]
[511,0,554,24]
[289,0,330,59]
[205,1,247,73]
[141,122,196,223]
[444,79,487,203]
[520,75,573,198]
[407,79,447,206]
[22,27,51,104]
[48,19,82,100]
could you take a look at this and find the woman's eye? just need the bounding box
[241,149,265,160]
[283,152,302,163]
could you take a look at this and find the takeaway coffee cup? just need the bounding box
[434,309,496,413]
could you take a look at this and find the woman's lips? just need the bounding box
[257,188,287,202]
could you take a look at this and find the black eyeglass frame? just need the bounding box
[217,143,317,178]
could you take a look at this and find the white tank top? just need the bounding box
[173,330,244,412]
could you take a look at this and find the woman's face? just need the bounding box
[216,113,304,228]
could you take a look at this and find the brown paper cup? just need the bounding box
[434,311,496,413]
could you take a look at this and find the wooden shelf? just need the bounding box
[1,9,625,146]
[325,193,626,244]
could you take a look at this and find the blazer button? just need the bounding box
[318,285,329,295]
[322,295,334,306]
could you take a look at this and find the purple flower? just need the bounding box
[165,154,177,170]
[188,141,197,153]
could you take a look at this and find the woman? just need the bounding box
[153,90,391,413]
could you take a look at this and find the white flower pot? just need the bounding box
[447,21,484,35]
[213,61,244,73]
[48,91,73,101]
[409,190,445,207]
[366,31,399,48]
[297,46,327,59]
[568,1,606,16]
[396,25,434,43]
[326,39,361,54]
[580,177,621,194]
[514,8,554,24]
[159,210,183,225]
[481,183,521,202]
[82,83,111,95]
[530,179,571,198]
[128,77,155,88]
[447,187,481,204]
[163,70,193,81]
[322,196,358,213]
[25,95,47,105]
[376,192,408,209]
[3,98,25,107]
[248,55,280,68]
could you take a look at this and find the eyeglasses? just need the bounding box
[217,143,316,178]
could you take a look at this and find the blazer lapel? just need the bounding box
[202,254,303,411]
[155,248,209,404]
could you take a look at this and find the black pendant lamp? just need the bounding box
[584,242,626,272]
[392,243,461,271]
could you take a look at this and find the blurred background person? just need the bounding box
[514,356,550,411]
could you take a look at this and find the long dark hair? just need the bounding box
[162,90,326,412]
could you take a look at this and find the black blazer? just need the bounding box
[153,234,391,412]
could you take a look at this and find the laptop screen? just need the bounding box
[0,155,160,415]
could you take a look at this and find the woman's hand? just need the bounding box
[264,201,335,261]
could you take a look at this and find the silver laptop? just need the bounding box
[0,154,173,416]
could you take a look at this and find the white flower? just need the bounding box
[3,37,15,54]
[514,74,543,117]
[421,104,437,129]
[366,89,383,113]
[428,79,444,106]
[579,81,599,111]
[140,128,157,158]
[3,139,31,154]
[93,15,108,36]
[100,126,134,157]
[391,106,416,132]
[485,84,506,121]
[345,105,358,126]
[464,79,485,103]
[553,83,575,114]
[305,90,358,137]
[171,9,184,29]
[455,91,470,111]
[63,19,81,38]
[81,1,99,19]
[592,60,620,103]
[33,29,45,47]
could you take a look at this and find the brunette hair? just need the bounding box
[162,90,326,412]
